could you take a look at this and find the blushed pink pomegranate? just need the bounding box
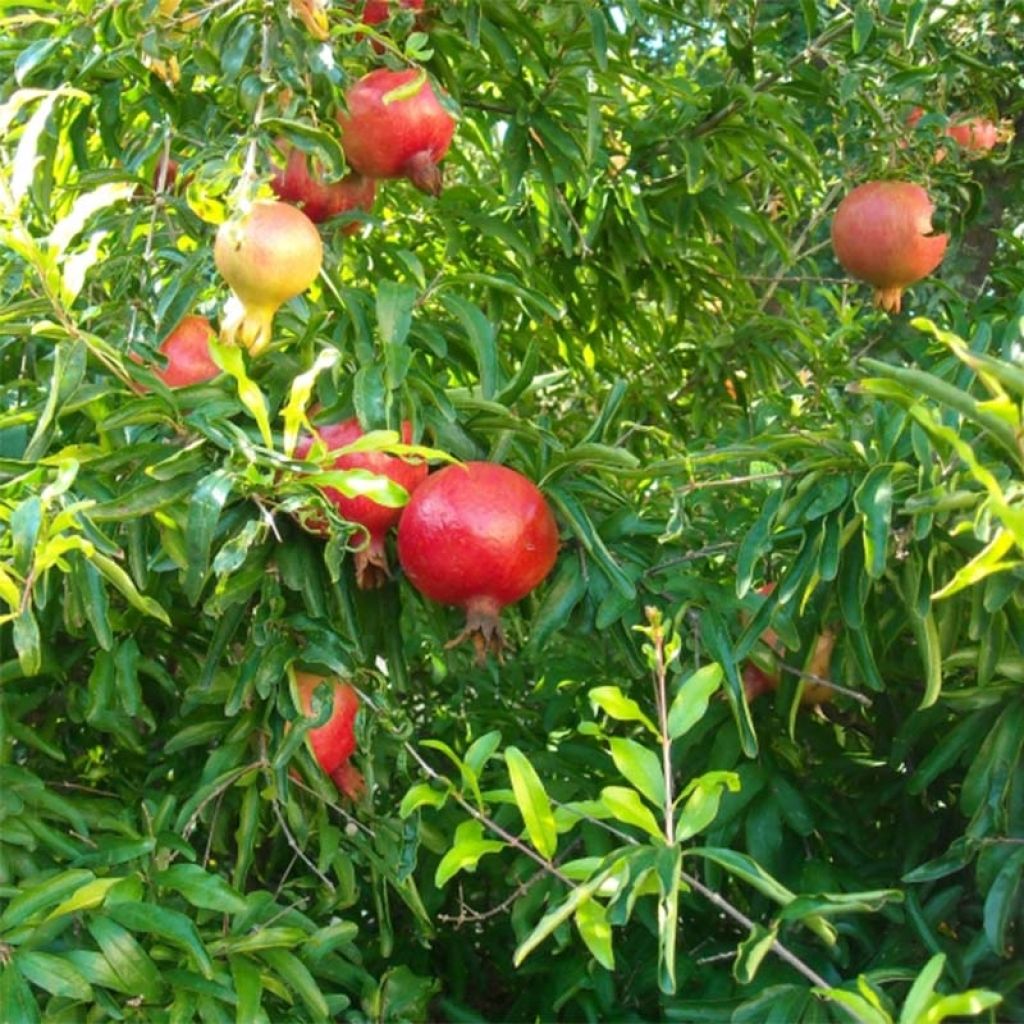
[397,462,559,661]
[155,315,219,388]
[291,671,364,799]
[214,200,322,356]
[270,144,377,233]
[830,181,947,314]
[337,68,455,196]
[296,418,428,589]
[946,116,1000,153]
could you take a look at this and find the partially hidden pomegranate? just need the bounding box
[906,107,1002,159]
[291,670,364,799]
[295,417,428,588]
[270,144,377,232]
[214,200,323,357]
[397,462,559,661]
[154,315,219,388]
[337,68,456,196]
[740,584,838,708]
[360,0,424,24]
[830,181,948,314]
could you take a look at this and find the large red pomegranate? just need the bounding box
[830,181,948,314]
[337,68,455,196]
[154,315,219,388]
[270,144,377,232]
[397,462,559,660]
[296,417,428,588]
[291,670,364,799]
[214,200,322,357]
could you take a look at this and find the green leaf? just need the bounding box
[107,903,214,979]
[433,820,505,887]
[589,685,658,737]
[376,280,417,346]
[982,846,1024,957]
[86,916,165,1002]
[258,949,329,1022]
[505,746,557,860]
[675,771,740,841]
[209,340,273,449]
[184,470,234,604]
[733,924,777,985]
[229,956,262,1024]
[15,951,93,1002]
[667,663,723,740]
[399,782,450,818]
[575,898,614,970]
[89,553,171,625]
[1,868,95,928]
[599,786,663,840]
[44,876,123,921]
[607,738,664,807]
[853,465,895,580]
[513,865,615,968]
[441,294,498,399]
[153,864,248,914]
[0,962,40,1024]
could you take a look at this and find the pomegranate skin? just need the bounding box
[270,145,377,232]
[155,315,219,388]
[946,116,999,153]
[397,462,559,659]
[295,418,428,588]
[337,68,455,196]
[830,181,947,314]
[214,200,323,356]
[361,0,423,24]
[292,671,364,799]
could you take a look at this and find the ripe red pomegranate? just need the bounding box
[214,200,323,356]
[397,462,559,660]
[154,315,219,388]
[361,0,424,24]
[830,181,948,314]
[270,144,377,232]
[152,155,179,191]
[905,108,1002,161]
[945,116,1000,153]
[337,68,455,196]
[291,671,364,799]
[295,418,428,588]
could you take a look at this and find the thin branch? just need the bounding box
[402,739,574,888]
[678,470,792,494]
[646,608,676,845]
[271,798,335,893]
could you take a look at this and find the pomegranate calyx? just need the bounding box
[331,761,366,801]
[219,295,276,356]
[354,534,391,590]
[403,149,443,196]
[447,596,506,665]
[873,286,905,314]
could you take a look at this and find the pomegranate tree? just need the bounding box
[337,68,455,196]
[830,180,948,313]
[397,462,559,660]
[270,143,376,232]
[214,200,322,356]
[295,418,428,588]
[290,670,364,799]
[154,315,219,388]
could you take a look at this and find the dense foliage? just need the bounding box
[1,1,1023,1020]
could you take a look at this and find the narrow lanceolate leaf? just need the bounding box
[107,903,214,979]
[89,554,171,625]
[505,746,558,860]
[607,737,664,807]
[153,863,248,914]
[575,898,615,970]
[15,951,93,1002]
[259,949,329,1021]
[513,866,616,968]
[600,786,663,840]
[589,685,659,736]
[667,663,723,740]
[0,869,95,928]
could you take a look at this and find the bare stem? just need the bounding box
[646,607,676,845]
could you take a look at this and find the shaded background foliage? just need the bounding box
[1,0,1023,1021]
